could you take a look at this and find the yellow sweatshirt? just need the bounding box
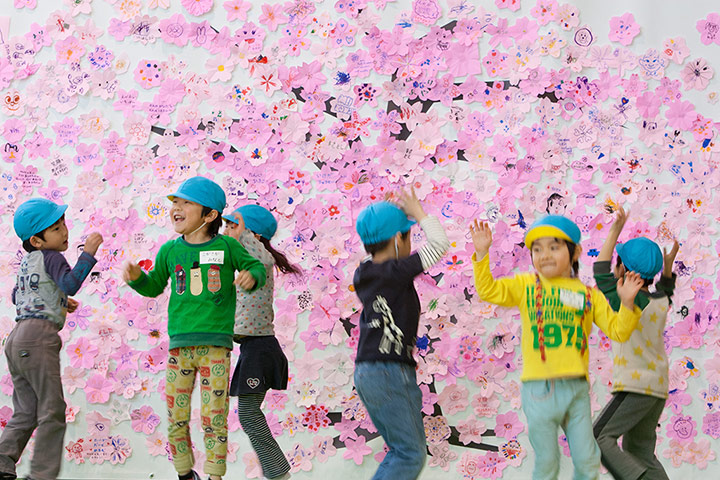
[472,253,641,382]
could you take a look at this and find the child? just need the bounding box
[222,205,298,480]
[352,188,450,480]
[592,207,678,480]
[0,198,103,480]
[121,177,266,480]
[469,214,644,480]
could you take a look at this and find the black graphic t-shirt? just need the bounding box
[353,253,424,366]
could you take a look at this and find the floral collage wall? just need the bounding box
[1,0,719,478]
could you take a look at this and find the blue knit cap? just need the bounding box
[356,201,415,245]
[223,205,277,240]
[616,237,663,279]
[525,215,581,248]
[168,176,226,213]
[14,198,68,241]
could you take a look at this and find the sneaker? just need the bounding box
[179,471,201,480]
[0,472,16,480]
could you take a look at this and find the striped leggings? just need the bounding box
[238,393,290,479]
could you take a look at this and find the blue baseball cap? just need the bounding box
[223,204,278,240]
[14,198,69,241]
[525,215,581,247]
[356,201,416,245]
[168,176,226,213]
[616,237,663,279]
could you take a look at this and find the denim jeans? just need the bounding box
[354,361,426,480]
[522,378,600,480]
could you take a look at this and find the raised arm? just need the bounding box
[399,187,449,270]
[598,206,628,262]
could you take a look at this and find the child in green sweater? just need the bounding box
[122,177,265,480]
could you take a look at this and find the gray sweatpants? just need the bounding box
[593,392,669,480]
[0,318,66,480]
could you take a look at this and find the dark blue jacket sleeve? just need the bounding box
[43,250,98,296]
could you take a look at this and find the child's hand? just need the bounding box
[122,261,142,283]
[67,297,79,313]
[617,271,644,310]
[469,219,492,259]
[83,232,104,256]
[234,270,256,290]
[663,239,680,277]
[231,212,246,236]
[610,205,629,232]
[398,186,427,221]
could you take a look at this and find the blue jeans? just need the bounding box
[522,378,600,480]
[354,361,426,480]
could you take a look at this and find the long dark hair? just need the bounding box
[258,236,301,275]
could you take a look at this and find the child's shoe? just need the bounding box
[0,473,16,480]
[178,471,201,480]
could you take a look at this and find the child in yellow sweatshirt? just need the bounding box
[470,215,644,480]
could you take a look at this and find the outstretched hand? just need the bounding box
[469,219,493,259]
[397,186,426,222]
[662,239,679,277]
[67,297,79,313]
[617,271,644,310]
[122,261,142,283]
[610,205,629,232]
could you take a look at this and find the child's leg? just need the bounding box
[167,347,198,476]
[237,393,290,479]
[620,396,668,480]
[0,319,66,480]
[521,380,563,480]
[0,325,40,476]
[354,362,426,480]
[560,379,600,480]
[197,346,231,478]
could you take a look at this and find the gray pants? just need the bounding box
[237,393,290,479]
[593,392,669,480]
[0,319,66,480]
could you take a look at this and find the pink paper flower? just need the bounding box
[182,0,213,16]
[682,58,714,91]
[424,415,451,445]
[159,14,190,46]
[457,417,487,445]
[495,411,524,439]
[342,436,372,465]
[224,0,251,21]
[130,405,161,434]
[85,374,113,404]
[667,414,697,443]
[258,3,287,31]
[609,13,641,46]
[145,431,168,457]
[438,383,469,415]
[665,100,696,130]
[697,13,720,46]
[67,336,99,369]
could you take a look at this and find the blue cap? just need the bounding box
[525,215,581,247]
[356,201,416,245]
[223,204,277,240]
[168,176,226,213]
[14,198,69,241]
[616,237,663,279]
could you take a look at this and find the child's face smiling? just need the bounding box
[170,198,205,236]
[530,237,578,278]
[223,220,240,240]
[33,216,69,251]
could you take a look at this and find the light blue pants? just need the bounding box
[522,378,600,480]
[354,362,426,480]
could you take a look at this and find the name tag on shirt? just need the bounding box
[560,289,585,310]
[200,251,224,264]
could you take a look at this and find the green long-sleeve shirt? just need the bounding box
[128,235,266,349]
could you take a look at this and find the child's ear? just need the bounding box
[29,235,44,249]
[205,209,219,222]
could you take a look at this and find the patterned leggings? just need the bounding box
[166,346,231,477]
[237,393,290,479]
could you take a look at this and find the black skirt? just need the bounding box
[229,335,289,395]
